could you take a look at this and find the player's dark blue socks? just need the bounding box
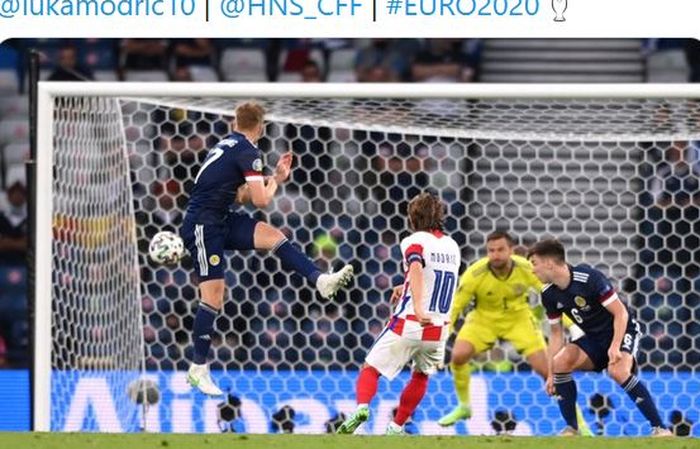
[621,375,664,428]
[553,372,578,430]
[273,239,321,284]
[192,301,219,365]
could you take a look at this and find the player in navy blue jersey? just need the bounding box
[180,102,354,395]
[527,239,671,437]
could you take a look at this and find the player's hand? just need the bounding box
[607,346,622,366]
[274,151,294,184]
[414,312,432,327]
[236,184,251,204]
[545,375,555,396]
[389,285,403,306]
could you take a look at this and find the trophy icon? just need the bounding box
[552,0,567,21]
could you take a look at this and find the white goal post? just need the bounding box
[35,83,700,433]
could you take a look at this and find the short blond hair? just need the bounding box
[235,101,265,131]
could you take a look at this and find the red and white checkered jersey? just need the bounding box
[391,230,460,340]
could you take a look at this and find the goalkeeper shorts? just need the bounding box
[456,308,547,357]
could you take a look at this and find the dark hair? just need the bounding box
[234,101,265,131]
[527,239,566,263]
[512,245,529,257]
[303,59,320,70]
[408,192,445,232]
[7,181,26,195]
[486,231,515,246]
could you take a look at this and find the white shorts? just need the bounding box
[365,329,446,380]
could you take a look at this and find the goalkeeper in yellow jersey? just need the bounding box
[438,231,590,435]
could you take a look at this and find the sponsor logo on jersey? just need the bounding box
[209,255,221,266]
[574,296,587,308]
[252,158,263,172]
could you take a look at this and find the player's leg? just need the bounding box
[559,317,592,435]
[227,214,353,299]
[193,280,225,363]
[526,350,549,377]
[438,313,494,426]
[505,308,548,378]
[336,362,378,434]
[388,340,441,434]
[253,221,321,282]
[607,324,670,437]
[508,310,593,436]
[608,353,668,436]
[440,339,477,424]
[258,222,354,298]
[388,369,429,435]
[525,347,592,436]
[552,340,598,435]
[338,330,408,434]
[186,279,225,395]
[180,221,225,396]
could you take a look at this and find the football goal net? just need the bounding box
[35,83,700,435]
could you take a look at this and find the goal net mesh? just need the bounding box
[49,93,700,435]
[51,97,143,431]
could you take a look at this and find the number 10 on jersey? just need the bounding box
[428,270,456,314]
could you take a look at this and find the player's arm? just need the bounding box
[524,264,545,320]
[543,295,562,395]
[547,320,564,367]
[408,261,430,326]
[403,243,431,326]
[235,183,251,205]
[545,320,563,395]
[448,270,475,333]
[238,152,293,208]
[389,284,404,306]
[604,294,628,366]
[245,178,279,208]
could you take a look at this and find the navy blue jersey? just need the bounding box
[184,132,264,224]
[542,264,633,339]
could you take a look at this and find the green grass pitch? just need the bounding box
[1,433,697,449]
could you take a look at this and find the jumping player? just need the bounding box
[180,102,354,395]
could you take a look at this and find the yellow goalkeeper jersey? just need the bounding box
[450,255,542,324]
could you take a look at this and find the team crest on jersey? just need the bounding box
[252,158,263,172]
[512,284,526,296]
[574,296,587,308]
[209,255,221,266]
